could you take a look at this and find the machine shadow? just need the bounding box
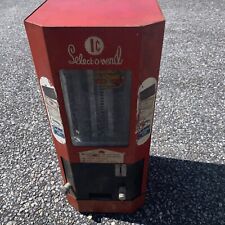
[91,156,225,225]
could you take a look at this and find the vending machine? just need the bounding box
[25,0,165,213]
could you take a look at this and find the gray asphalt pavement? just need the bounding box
[0,0,225,224]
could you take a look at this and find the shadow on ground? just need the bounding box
[90,156,225,225]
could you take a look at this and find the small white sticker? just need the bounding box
[136,77,157,145]
[40,77,66,144]
[79,149,124,163]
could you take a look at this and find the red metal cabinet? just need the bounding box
[25,0,165,213]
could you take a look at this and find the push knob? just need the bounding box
[61,182,72,195]
[118,186,126,201]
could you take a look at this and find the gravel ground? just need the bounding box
[0,0,225,224]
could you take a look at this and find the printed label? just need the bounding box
[85,36,104,56]
[79,149,124,163]
[94,70,125,88]
[40,77,66,144]
[136,77,157,145]
[68,44,123,65]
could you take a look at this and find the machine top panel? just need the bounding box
[25,0,164,27]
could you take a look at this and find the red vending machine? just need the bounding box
[24,0,165,213]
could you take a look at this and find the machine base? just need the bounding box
[67,194,145,213]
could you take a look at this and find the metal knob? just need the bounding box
[118,186,126,201]
[60,182,72,195]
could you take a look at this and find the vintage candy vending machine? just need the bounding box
[24,0,165,213]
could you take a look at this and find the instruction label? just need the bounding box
[40,77,66,144]
[79,149,124,163]
[136,77,157,145]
